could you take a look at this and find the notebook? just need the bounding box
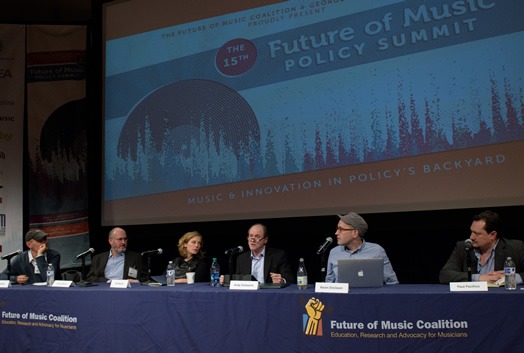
[337,258,384,288]
[151,275,167,285]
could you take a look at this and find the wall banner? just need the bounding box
[26,25,90,269]
[0,25,25,271]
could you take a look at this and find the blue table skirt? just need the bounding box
[1,283,522,352]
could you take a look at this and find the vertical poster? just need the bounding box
[0,25,25,271]
[26,25,90,269]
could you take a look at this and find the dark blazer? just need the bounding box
[235,247,294,284]
[0,249,61,284]
[173,257,208,282]
[86,250,149,283]
[439,237,524,284]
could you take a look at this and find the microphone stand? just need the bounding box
[77,254,96,287]
[465,247,472,282]
[319,249,328,282]
[140,253,157,285]
[220,254,237,286]
[2,253,19,285]
[6,258,13,285]
[229,254,235,277]
[147,256,152,282]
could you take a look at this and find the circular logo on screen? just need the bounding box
[215,38,257,77]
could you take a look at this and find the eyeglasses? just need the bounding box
[336,227,356,232]
[247,235,266,242]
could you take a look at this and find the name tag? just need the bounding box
[230,280,259,290]
[128,267,138,279]
[315,282,349,293]
[450,281,488,292]
[0,280,12,288]
[52,280,76,288]
[110,280,131,288]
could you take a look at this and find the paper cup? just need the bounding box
[186,272,195,284]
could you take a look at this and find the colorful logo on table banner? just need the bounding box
[303,297,325,336]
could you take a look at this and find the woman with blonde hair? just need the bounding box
[171,231,207,283]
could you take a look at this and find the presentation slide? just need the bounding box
[102,0,524,225]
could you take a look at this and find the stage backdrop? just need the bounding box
[26,25,90,270]
[0,25,25,271]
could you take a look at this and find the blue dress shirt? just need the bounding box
[325,240,399,284]
[251,247,266,284]
[104,251,125,281]
[473,240,523,284]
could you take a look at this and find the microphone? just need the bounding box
[464,239,473,251]
[225,246,243,255]
[316,237,333,255]
[141,248,163,256]
[75,248,95,259]
[1,249,22,260]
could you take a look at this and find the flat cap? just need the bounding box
[25,229,48,242]
[338,212,368,237]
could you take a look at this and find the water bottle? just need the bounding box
[46,263,55,286]
[504,257,516,290]
[210,258,220,287]
[166,261,175,287]
[297,258,308,290]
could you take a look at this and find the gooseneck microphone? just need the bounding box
[1,249,22,260]
[225,246,243,255]
[75,248,95,259]
[141,248,163,256]
[464,239,473,250]
[316,237,333,255]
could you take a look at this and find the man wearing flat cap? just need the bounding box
[0,229,61,284]
[325,212,398,284]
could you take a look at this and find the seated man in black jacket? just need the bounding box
[86,227,148,283]
[0,229,61,284]
[439,210,524,284]
[220,223,294,285]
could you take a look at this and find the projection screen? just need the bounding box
[102,0,524,226]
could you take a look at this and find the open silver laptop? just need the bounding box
[337,258,384,288]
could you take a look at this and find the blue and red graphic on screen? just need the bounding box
[104,0,524,201]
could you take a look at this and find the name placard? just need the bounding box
[315,282,349,293]
[52,280,76,288]
[110,280,131,288]
[0,280,12,288]
[450,281,488,292]
[229,280,260,290]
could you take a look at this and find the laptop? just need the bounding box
[337,258,384,288]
